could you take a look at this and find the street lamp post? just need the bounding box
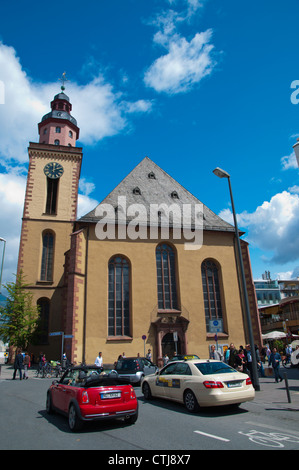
[213,168,260,391]
[0,237,6,294]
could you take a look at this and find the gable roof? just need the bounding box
[79,157,235,233]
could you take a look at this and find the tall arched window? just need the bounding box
[40,231,54,281]
[36,298,50,344]
[201,260,224,332]
[108,256,130,337]
[156,243,178,310]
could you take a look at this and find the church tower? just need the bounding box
[18,79,83,358]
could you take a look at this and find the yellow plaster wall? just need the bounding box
[80,227,246,365]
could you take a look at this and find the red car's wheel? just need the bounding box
[68,403,83,432]
[46,392,54,415]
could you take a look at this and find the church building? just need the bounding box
[17,87,262,366]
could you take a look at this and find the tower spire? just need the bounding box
[59,71,69,91]
[37,76,79,146]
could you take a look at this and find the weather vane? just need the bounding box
[59,72,69,91]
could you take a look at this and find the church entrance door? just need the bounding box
[162,332,181,359]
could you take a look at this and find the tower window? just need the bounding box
[45,177,58,214]
[69,130,73,138]
[55,127,61,133]
[40,232,54,281]
[54,139,60,145]
[43,128,47,135]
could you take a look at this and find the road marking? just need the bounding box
[194,430,230,442]
[245,421,299,436]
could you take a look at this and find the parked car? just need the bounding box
[114,357,159,384]
[142,359,255,412]
[46,365,138,431]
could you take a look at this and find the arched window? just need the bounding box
[108,256,130,337]
[156,243,178,310]
[55,126,61,133]
[36,298,50,344]
[54,139,60,145]
[201,260,224,333]
[40,231,54,281]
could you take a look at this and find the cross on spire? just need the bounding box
[59,72,69,91]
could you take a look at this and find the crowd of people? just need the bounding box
[210,342,298,383]
[11,343,298,384]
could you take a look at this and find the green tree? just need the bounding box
[0,271,39,351]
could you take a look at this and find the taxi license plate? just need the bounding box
[227,381,242,388]
[101,392,121,399]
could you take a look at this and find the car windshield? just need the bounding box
[115,359,138,371]
[194,362,235,375]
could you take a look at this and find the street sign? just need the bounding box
[64,335,73,339]
[49,331,63,336]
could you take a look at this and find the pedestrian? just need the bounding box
[255,345,265,377]
[62,353,67,368]
[269,347,283,383]
[266,344,271,365]
[146,349,152,361]
[13,348,23,380]
[235,348,246,372]
[244,344,253,379]
[38,352,44,374]
[163,353,169,366]
[285,344,292,365]
[95,351,103,367]
[23,351,30,380]
[209,344,223,361]
[227,343,237,368]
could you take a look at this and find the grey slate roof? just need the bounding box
[79,157,235,233]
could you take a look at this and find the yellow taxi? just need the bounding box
[142,359,255,412]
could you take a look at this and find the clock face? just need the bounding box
[44,162,64,179]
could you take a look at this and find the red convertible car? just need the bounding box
[46,365,138,431]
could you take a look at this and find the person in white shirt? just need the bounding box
[95,352,103,367]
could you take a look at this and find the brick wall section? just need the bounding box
[64,229,86,363]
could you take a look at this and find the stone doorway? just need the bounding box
[162,332,181,359]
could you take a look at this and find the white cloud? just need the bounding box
[219,191,299,265]
[144,1,215,95]
[281,151,298,170]
[77,194,99,219]
[0,171,26,284]
[144,29,215,94]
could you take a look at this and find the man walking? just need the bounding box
[269,348,283,383]
[13,349,23,380]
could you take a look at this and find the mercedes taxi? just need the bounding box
[142,359,255,412]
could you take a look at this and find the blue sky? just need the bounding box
[0,0,299,287]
